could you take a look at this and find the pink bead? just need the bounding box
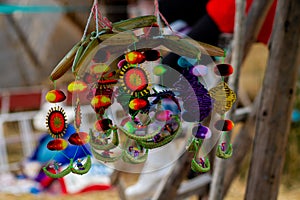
[155,110,173,121]
[118,59,127,68]
[192,65,208,76]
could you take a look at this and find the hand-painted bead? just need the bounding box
[214,119,234,131]
[125,51,145,64]
[68,132,90,145]
[214,64,233,76]
[191,65,208,76]
[177,56,197,68]
[67,80,88,93]
[90,63,110,74]
[192,125,211,139]
[153,64,167,76]
[91,95,112,111]
[94,118,112,132]
[143,49,160,61]
[45,89,66,103]
[47,138,68,151]
[155,110,173,121]
[129,98,149,110]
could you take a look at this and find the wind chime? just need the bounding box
[44,0,236,177]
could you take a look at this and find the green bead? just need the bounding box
[153,64,167,76]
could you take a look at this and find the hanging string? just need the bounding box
[93,0,99,36]
[81,4,94,40]
[82,0,113,40]
[153,0,174,34]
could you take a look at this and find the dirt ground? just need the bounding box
[1,176,300,200]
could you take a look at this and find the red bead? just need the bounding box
[214,64,233,76]
[94,118,112,132]
[214,119,234,131]
[125,51,145,64]
[47,139,68,151]
[68,132,89,145]
[143,50,160,61]
[91,95,111,111]
[45,89,66,103]
[129,98,149,110]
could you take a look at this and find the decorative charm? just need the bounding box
[43,0,237,176]
[209,82,236,115]
[46,106,67,138]
[45,89,66,103]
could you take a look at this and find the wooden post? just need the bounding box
[245,0,300,199]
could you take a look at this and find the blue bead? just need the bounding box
[177,56,197,68]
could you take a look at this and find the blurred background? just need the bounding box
[0,0,299,199]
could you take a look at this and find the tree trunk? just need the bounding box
[245,0,300,199]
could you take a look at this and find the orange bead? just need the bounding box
[45,89,66,103]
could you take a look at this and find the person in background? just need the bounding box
[159,0,277,71]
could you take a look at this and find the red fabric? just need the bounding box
[206,0,277,44]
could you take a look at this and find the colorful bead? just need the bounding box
[45,89,66,103]
[177,56,197,68]
[91,95,112,111]
[46,106,67,138]
[117,59,127,68]
[119,66,149,94]
[208,82,236,114]
[214,64,233,76]
[143,49,160,61]
[94,118,112,132]
[155,110,173,121]
[67,80,88,93]
[214,119,234,131]
[192,125,211,139]
[68,132,90,145]
[90,63,110,74]
[153,64,167,76]
[125,51,145,64]
[129,98,149,110]
[47,138,68,151]
[191,65,208,76]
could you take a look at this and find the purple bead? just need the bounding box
[192,125,211,139]
[134,150,139,157]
